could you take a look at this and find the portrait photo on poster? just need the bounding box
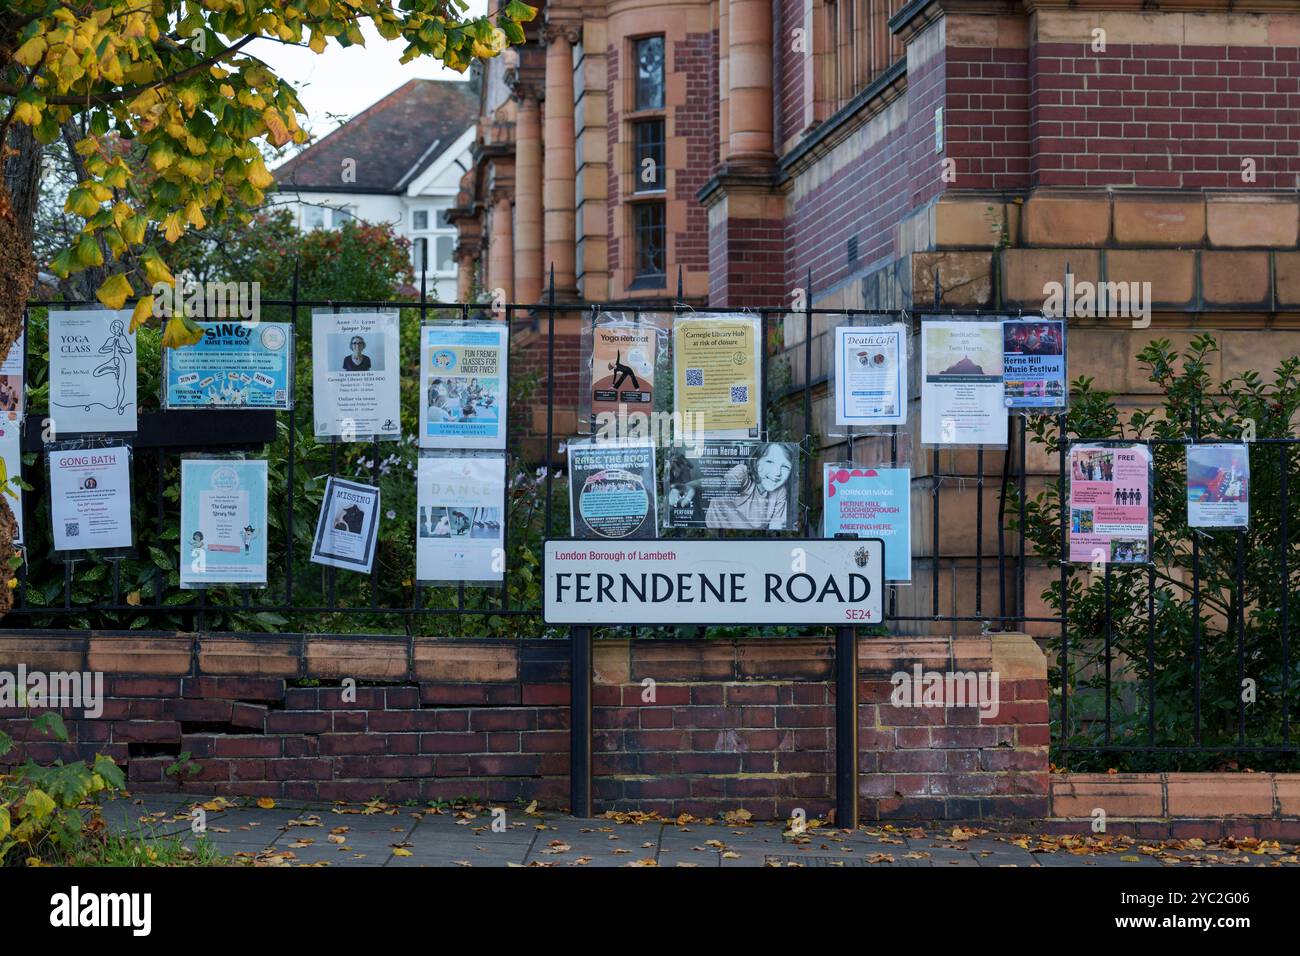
[663,440,799,531]
[162,321,292,409]
[310,476,381,572]
[48,309,137,433]
[313,311,402,440]
[418,324,507,450]
[567,441,658,540]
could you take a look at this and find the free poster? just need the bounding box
[1068,444,1152,565]
[0,332,23,421]
[1002,318,1066,410]
[310,477,381,572]
[180,459,269,586]
[568,442,657,540]
[48,444,132,552]
[48,309,136,433]
[833,324,907,427]
[672,315,761,438]
[823,465,911,581]
[1186,444,1250,529]
[590,322,656,431]
[0,421,21,544]
[312,312,401,440]
[662,441,799,531]
[416,455,505,583]
[418,324,507,450]
[920,319,1007,445]
[162,321,292,409]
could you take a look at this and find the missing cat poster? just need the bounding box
[310,477,381,572]
[416,454,505,583]
[662,441,799,531]
[48,309,136,434]
[48,443,133,553]
[920,319,1007,446]
[312,311,401,441]
[568,442,657,540]
[418,324,507,450]
[162,322,293,409]
[180,458,269,587]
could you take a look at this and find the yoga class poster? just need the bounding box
[48,309,136,434]
[180,458,269,587]
[590,323,656,429]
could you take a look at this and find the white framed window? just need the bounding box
[412,209,429,231]
[301,205,327,230]
[331,205,356,228]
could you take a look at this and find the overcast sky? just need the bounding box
[245,2,487,139]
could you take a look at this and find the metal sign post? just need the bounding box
[546,539,882,824]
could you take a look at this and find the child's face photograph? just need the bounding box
[756,447,792,493]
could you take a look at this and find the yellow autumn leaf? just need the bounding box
[125,590,141,606]
[392,848,412,857]
[257,797,276,810]
[12,101,41,126]
[140,249,173,287]
[13,36,48,67]
[245,155,274,190]
[161,211,185,242]
[162,315,204,349]
[129,296,154,332]
[95,273,133,309]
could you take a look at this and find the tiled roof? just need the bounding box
[273,78,478,193]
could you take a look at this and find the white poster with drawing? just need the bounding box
[48,310,136,434]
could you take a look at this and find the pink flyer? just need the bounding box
[1068,444,1152,564]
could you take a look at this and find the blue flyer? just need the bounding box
[823,464,911,581]
[163,322,293,409]
[418,324,507,449]
[180,459,269,587]
[1002,318,1066,410]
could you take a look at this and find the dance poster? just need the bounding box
[590,323,656,429]
[180,459,268,586]
[310,477,381,572]
[162,322,292,409]
[568,442,657,540]
[920,320,1007,445]
[1002,318,1066,410]
[48,444,133,552]
[48,309,136,433]
[672,316,760,438]
[1068,444,1151,564]
[662,441,798,531]
[1186,444,1250,528]
[312,312,401,441]
[823,465,911,581]
[0,332,23,421]
[416,455,505,583]
[418,325,507,450]
[834,324,907,427]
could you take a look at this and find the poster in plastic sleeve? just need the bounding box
[310,477,381,572]
[1002,318,1066,411]
[833,324,907,427]
[672,315,760,438]
[418,324,507,450]
[1186,444,1249,528]
[1068,444,1151,565]
[591,324,656,430]
[823,464,911,581]
[416,455,505,583]
[0,332,23,421]
[568,442,657,540]
[663,441,798,531]
[312,311,401,440]
[0,421,21,544]
[180,459,269,586]
[163,321,292,409]
[920,319,1007,445]
[48,309,136,433]
[48,444,132,552]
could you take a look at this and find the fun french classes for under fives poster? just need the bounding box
[180,459,269,587]
[419,325,507,450]
[163,321,292,409]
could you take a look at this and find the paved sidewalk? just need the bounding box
[100,793,1300,868]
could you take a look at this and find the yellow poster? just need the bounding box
[672,315,760,436]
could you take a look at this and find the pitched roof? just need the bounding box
[273,78,478,194]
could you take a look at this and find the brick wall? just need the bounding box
[0,631,1048,821]
[708,214,788,308]
[946,45,1031,190]
[674,32,718,284]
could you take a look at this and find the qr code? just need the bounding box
[685,368,704,387]
[275,389,286,403]
[729,385,749,404]
[64,521,79,537]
